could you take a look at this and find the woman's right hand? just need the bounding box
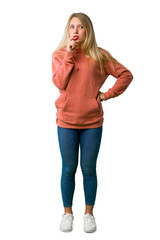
[67,37,77,53]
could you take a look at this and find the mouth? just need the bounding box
[73,35,79,41]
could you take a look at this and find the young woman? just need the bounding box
[52,12,133,233]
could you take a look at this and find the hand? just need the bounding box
[98,91,105,101]
[67,37,77,53]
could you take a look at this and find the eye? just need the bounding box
[69,25,84,29]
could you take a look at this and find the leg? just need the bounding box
[79,126,103,215]
[57,126,80,214]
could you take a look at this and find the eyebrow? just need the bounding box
[69,24,83,26]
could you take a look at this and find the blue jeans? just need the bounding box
[57,125,103,207]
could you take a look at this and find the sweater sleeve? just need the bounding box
[52,51,74,90]
[103,58,133,100]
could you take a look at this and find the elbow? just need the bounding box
[57,85,66,90]
[52,76,66,90]
[130,72,134,82]
[123,70,133,84]
[127,70,134,83]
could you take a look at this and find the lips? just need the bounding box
[73,35,79,40]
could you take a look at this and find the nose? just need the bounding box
[73,27,78,34]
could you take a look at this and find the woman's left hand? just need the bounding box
[98,91,105,101]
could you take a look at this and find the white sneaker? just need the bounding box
[83,213,97,233]
[60,213,74,232]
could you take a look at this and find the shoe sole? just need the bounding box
[60,227,73,232]
[83,226,97,233]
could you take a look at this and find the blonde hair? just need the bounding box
[53,12,117,77]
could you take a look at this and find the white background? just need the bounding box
[0,0,160,239]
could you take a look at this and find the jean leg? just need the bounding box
[80,126,103,206]
[57,126,80,207]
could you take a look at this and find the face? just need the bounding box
[68,17,86,47]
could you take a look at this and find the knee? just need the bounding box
[81,164,96,177]
[62,166,77,177]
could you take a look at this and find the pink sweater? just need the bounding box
[52,47,133,129]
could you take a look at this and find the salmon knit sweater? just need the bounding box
[52,47,133,129]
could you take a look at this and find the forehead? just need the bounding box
[70,17,83,25]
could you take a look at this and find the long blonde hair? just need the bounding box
[53,12,117,77]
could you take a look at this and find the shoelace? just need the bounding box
[84,214,95,224]
[62,213,73,223]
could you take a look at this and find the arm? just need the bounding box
[52,51,74,90]
[103,57,133,100]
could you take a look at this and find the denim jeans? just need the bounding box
[57,125,103,207]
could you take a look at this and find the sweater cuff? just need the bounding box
[104,90,114,100]
[63,51,74,62]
